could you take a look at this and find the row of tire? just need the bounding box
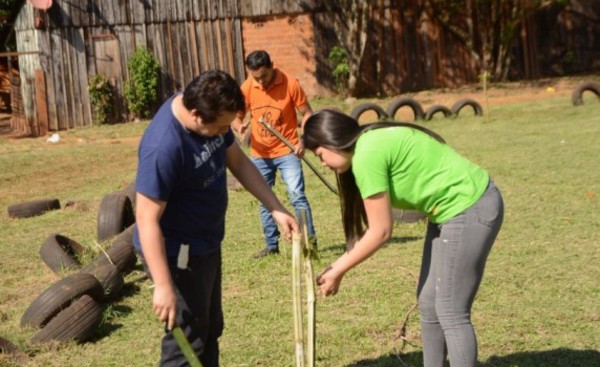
[3,184,138,359]
[336,80,600,123]
[347,97,484,123]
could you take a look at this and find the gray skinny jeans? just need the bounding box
[417,180,504,367]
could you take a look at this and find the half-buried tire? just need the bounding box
[450,98,483,117]
[386,97,425,121]
[350,103,388,122]
[571,81,600,106]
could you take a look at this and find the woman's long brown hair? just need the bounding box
[303,109,445,248]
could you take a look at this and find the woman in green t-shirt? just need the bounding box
[303,109,504,367]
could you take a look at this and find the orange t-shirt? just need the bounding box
[240,69,308,158]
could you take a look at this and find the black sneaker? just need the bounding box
[252,247,280,259]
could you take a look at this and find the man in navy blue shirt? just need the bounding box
[134,70,298,366]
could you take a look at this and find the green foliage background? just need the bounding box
[124,47,160,120]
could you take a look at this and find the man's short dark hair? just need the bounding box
[245,50,273,71]
[182,70,245,124]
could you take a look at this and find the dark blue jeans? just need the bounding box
[417,180,504,367]
[139,249,223,367]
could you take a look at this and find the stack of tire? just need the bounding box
[349,97,483,122]
[13,184,137,345]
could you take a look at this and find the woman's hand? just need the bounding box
[317,265,344,297]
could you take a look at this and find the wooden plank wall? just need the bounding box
[13,5,40,135]
[15,0,247,131]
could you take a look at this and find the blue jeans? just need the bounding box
[417,180,504,367]
[251,153,316,250]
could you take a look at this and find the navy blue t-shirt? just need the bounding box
[133,95,235,258]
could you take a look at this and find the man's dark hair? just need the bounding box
[245,50,273,71]
[182,70,245,124]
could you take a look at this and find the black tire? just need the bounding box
[84,224,137,274]
[39,234,85,274]
[7,198,60,219]
[571,81,600,106]
[350,103,388,121]
[20,273,103,329]
[450,98,483,117]
[0,335,28,363]
[386,97,425,121]
[97,193,135,243]
[120,183,136,209]
[424,105,452,121]
[391,209,427,223]
[81,262,124,302]
[30,295,103,344]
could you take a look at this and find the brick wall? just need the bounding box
[241,14,319,98]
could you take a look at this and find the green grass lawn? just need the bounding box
[0,92,598,366]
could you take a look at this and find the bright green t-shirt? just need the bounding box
[352,127,489,223]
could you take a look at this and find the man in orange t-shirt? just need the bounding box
[233,50,317,258]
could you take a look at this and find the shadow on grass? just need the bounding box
[320,236,422,254]
[90,304,134,342]
[344,348,600,367]
[119,278,143,299]
[88,276,145,342]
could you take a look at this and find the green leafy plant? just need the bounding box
[327,46,350,95]
[88,74,114,125]
[124,47,160,119]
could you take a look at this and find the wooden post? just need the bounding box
[35,69,49,136]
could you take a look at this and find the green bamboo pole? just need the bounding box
[172,326,203,367]
[292,232,306,367]
[299,209,316,367]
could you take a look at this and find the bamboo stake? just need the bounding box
[298,209,316,367]
[292,232,305,367]
[172,326,203,367]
